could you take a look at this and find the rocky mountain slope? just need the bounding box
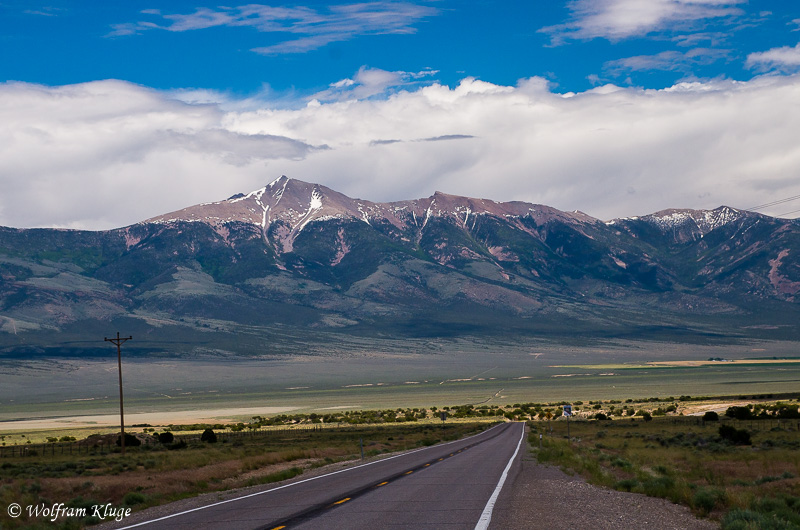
[1,177,798,357]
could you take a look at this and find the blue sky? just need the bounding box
[3,1,798,95]
[1,1,800,228]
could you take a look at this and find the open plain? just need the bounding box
[3,339,799,428]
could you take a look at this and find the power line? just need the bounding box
[747,194,800,211]
[776,208,800,218]
[105,332,132,455]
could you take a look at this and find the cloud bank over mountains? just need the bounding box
[2,71,800,230]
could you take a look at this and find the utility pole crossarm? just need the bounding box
[105,332,132,455]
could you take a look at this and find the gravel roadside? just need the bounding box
[491,438,719,529]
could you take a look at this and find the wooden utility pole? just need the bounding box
[105,332,132,455]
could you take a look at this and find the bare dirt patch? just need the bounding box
[0,406,300,431]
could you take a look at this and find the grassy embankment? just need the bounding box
[534,401,800,529]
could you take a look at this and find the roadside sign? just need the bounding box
[440,411,448,422]
[563,404,572,417]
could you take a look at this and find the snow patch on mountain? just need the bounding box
[295,186,324,234]
[610,206,748,242]
[643,207,743,235]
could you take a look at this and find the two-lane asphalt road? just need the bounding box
[119,422,525,530]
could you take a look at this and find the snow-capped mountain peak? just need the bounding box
[145,176,599,245]
[146,178,770,252]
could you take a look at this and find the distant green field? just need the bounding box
[2,339,799,424]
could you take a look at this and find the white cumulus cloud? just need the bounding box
[0,80,315,229]
[312,66,438,102]
[2,72,800,229]
[747,42,800,72]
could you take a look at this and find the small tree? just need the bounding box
[641,412,653,422]
[116,433,141,447]
[702,411,719,422]
[719,424,751,445]
[725,406,753,420]
[158,432,174,444]
[201,429,217,443]
[775,405,800,419]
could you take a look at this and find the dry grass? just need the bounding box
[534,414,800,527]
[0,422,491,529]
[646,359,800,367]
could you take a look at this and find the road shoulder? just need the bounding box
[491,441,719,529]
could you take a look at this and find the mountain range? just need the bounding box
[1,176,798,357]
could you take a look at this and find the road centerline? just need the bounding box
[119,423,513,530]
[261,429,503,529]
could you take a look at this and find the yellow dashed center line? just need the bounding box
[270,526,286,530]
[438,458,444,461]
[333,498,351,505]
[405,470,414,475]
[424,463,430,467]
[377,481,388,487]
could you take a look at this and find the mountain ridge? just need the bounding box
[145,176,600,252]
[0,177,798,357]
[146,175,753,229]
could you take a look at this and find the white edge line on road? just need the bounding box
[474,422,525,530]
[120,422,506,529]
